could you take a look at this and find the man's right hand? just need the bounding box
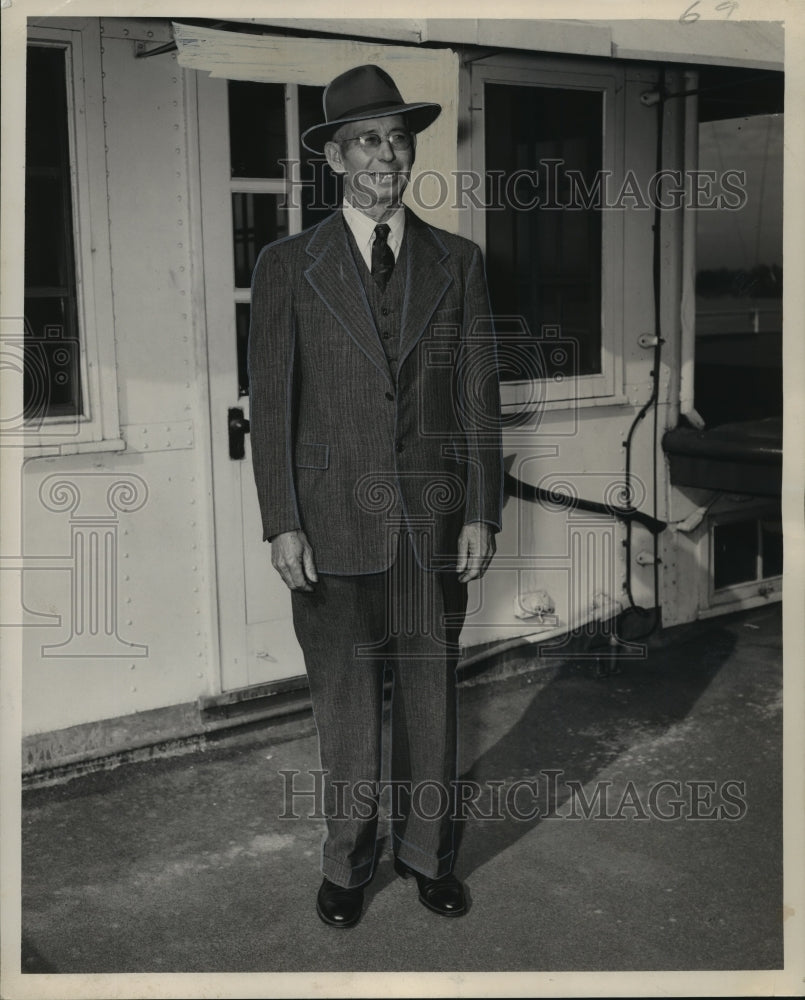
[271,530,319,592]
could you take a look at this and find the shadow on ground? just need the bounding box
[20,604,782,974]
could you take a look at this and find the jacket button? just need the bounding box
[381,306,390,316]
[385,391,394,401]
[395,440,404,453]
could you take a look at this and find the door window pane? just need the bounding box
[484,83,603,380]
[235,303,250,396]
[232,193,288,288]
[228,83,329,398]
[228,80,286,178]
[24,45,82,419]
[298,84,338,228]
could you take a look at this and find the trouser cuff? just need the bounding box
[321,853,375,889]
[393,835,455,879]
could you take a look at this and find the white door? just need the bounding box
[196,72,329,692]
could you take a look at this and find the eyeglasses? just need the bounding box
[341,130,413,151]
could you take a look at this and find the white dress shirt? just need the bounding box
[341,200,405,272]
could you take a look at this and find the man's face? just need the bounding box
[324,114,416,222]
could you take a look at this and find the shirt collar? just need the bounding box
[342,200,405,261]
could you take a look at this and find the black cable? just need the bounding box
[503,472,666,535]
[621,66,668,641]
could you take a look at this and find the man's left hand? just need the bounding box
[456,522,496,583]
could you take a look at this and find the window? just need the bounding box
[228,81,325,398]
[24,46,82,419]
[22,24,121,454]
[484,83,603,380]
[471,60,622,407]
[709,508,782,606]
[693,70,784,428]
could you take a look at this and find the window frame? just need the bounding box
[707,505,783,609]
[469,56,625,411]
[24,23,122,456]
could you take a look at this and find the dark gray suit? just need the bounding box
[249,207,502,573]
[248,206,502,886]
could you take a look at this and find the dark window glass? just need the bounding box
[232,193,288,287]
[694,113,783,426]
[24,45,82,419]
[25,175,70,287]
[484,83,603,381]
[761,517,783,578]
[228,80,286,178]
[236,303,250,397]
[298,84,339,228]
[713,520,758,589]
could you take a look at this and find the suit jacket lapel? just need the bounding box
[303,212,392,384]
[303,209,453,382]
[398,209,453,371]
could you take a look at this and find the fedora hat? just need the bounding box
[301,64,441,153]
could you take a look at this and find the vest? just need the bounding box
[345,221,407,384]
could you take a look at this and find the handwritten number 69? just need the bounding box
[680,1,739,22]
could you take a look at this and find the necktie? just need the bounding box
[371,223,395,291]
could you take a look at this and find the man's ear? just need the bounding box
[324,140,345,174]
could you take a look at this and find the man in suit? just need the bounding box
[249,64,502,927]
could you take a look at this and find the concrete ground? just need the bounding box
[21,603,783,975]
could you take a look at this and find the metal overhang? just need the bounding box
[221,17,784,70]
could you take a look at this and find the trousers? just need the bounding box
[290,529,468,888]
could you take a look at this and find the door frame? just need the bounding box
[195,70,241,695]
[195,70,321,695]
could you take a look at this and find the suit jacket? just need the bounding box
[248,206,502,575]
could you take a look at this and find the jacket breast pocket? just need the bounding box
[295,442,329,471]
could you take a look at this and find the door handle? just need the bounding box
[228,407,250,460]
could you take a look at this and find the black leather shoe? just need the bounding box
[316,877,364,927]
[394,858,467,917]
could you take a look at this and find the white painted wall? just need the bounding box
[21,23,219,735]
